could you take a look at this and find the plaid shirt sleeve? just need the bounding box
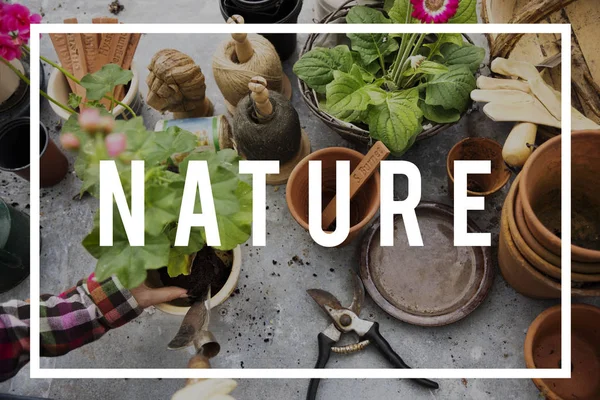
[0,274,143,382]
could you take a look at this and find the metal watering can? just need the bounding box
[0,198,30,293]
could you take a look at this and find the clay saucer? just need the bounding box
[360,202,493,326]
[224,73,292,115]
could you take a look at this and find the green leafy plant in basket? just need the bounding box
[293,0,484,155]
[59,65,252,289]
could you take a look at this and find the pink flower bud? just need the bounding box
[59,133,80,150]
[98,115,115,134]
[78,108,102,133]
[105,133,127,157]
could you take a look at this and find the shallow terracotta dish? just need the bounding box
[515,195,600,275]
[524,304,600,400]
[498,177,600,298]
[286,147,380,247]
[446,137,511,196]
[520,131,600,263]
[360,202,493,326]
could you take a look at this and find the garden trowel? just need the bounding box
[168,288,220,370]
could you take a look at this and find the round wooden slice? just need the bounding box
[225,72,293,115]
[266,129,311,186]
[360,202,494,327]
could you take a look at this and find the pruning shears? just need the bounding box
[306,274,439,400]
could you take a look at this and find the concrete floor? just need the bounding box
[1,0,599,399]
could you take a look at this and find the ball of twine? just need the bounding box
[212,34,283,107]
[233,90,301,163]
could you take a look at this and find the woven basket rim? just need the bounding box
[297,0,476,146]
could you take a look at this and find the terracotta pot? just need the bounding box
[507,182,600,283]
[286,147,380,247]
[0,118,68,187]
[446,137,511,196]
[520,131,600,263]
[515,195,600,275]
[524,304,600,400]
[47,61,141,120]
[145,246,241,316]
[498,177,600,298]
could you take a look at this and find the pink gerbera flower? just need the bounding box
[411,0,459,23]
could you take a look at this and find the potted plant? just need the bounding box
[59,73,252,312]
[0,2,46,124]
[0,198,30,293]
[294,0,483,155]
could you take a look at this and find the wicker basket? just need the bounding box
[298,0,475,147]
[481,0,600,125]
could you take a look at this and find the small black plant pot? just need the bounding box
[0,198,30,294]
[219,0,303,61]
[0,118,69,187]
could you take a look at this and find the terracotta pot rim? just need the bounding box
[520,131,600,262]
[0,118,48,173]
[515,193,600,275]
[286,146,381,233]
[502,178,600,297]
[148,245,242,316]
[524,303,600,399]
[508,180,600,283]
[446,137,510,196]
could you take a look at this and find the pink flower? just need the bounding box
[411,0,459,23]
[1,3,41,33]
[79,108,115,134]
[78,108,103,133]
[105,133,127,157]
[0,33,21,61]
[60,133,80,150]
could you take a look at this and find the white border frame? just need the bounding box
[29,23,571,380]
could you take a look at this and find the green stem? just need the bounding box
[27,46,137,118]
[393,33,418,85]
[0,56,76,115]
[401,33,427,89]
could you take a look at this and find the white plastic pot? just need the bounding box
[0,59,23,105]
[47,61,141,120]
[147,245,242,316]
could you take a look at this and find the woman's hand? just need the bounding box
[130,283,188,309]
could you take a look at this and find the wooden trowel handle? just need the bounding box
[321,141,390,230]
[185,354,211,385]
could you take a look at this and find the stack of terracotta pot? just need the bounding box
[498,130,600,298]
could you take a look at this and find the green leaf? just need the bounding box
[80,64,133,101]
[166,226,205,277]
[388,0,418,23]
[449,0,477,24]
[83,210,171,288]
[346,6,399,67]
[424,34,464,59]
[425,65,476,112]
[129,126,199,166]
[367,89,423,155]
[419,101,461,124]
[68,93,82,109]
[402,60,448,77]
[325,65,386,122]
[144,178,184,237]
[179,150,252,251]
[441,43,485,73]
[293,45,354,93]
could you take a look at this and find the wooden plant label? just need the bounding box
[114,33,141,101]
[321,141,390,230]
[49,33,77,93]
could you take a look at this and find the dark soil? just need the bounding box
[158,246,231,300]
